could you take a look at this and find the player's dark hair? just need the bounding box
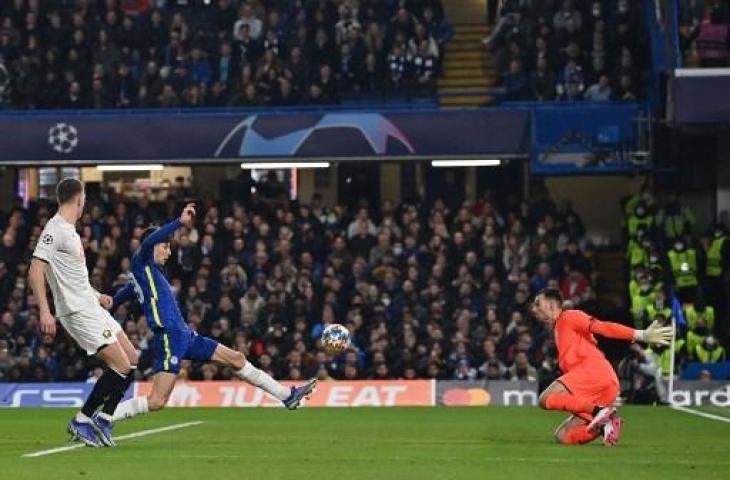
[56,178,84,205]
[140,226,159,244]
[535,288,563,305]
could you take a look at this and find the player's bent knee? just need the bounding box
[538,391,550,409]
[232,351,246,370]
[109,357,132,376]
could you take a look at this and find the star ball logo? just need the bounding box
[215,113,415,158]
[48,123,79,154]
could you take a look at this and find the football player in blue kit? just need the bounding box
[101,203,316,446]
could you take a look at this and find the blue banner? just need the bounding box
[0,108,529,164]
[0,382,133,408]
[529,103,644,175]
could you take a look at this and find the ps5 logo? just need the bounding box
[3,388,86,407]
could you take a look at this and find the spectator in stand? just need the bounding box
[502,59,530,101]
[531,57,556,101]
[411,40,437,97]
[584,73,612,101]
[233,4,262,41]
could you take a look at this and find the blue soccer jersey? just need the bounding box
[113,219,217,373]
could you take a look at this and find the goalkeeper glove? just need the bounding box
[633,320,674,346]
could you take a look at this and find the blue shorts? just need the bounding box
[153,329,218,374]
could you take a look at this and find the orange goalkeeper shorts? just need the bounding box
[558,360,619,415]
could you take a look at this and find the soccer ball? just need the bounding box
[48,123,79,154]
[320,324,351,354]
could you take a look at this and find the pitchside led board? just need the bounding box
[0,381,539,408]
[0,104,643,174]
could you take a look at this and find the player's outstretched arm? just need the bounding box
[139,204,195,257]
[112,283,136,310]
[589,318,673,346]
[29,258,56,337]
[632,320,674,346]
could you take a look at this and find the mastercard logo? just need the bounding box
[442,388,491,406]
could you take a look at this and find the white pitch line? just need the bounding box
[671,405,730,424]
[22,421,204,458]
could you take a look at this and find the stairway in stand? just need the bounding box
[595,250,627,309]
[439,0,496,107]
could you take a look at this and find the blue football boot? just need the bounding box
[91,412,116,447]
[283,378,317,410]
[67,419,101,447]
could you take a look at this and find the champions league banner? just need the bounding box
[0,108,529,164]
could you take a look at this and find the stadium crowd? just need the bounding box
[488,0,649,102]
[0,0,452,108]
[0,179,598,388]
[678,0,730,68]
[620,187,728,403]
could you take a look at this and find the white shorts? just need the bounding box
[59,306,123,356]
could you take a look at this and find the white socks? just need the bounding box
[236,361,290,401]
[75,412,92,423]
[112,396,149,422]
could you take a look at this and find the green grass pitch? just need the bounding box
[1,406,727,480]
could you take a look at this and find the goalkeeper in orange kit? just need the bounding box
[530,289,673,446]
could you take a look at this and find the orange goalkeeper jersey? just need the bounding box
[554,309,635,374]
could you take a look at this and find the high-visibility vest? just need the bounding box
[627,241,649,269]
[706,236,726,278]
[687,331,707,360]
[645,304,672,326]
[668,249,698,288]
[649,339,685,378]
[695,345,726,363]
[627,215,654,238]
[684,305,715,331]
[631,290,654,326]
[661,207,695,239]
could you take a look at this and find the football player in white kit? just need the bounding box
[29,178,137,447]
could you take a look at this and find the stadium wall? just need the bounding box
[545,176,644,244]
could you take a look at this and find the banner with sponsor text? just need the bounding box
[135,380,434,408]
[436,380,538,406]
[0,382,133,408]
[670,381,730,407]
[0,380,539,408]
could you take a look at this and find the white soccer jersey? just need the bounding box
[33,214,99,316]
